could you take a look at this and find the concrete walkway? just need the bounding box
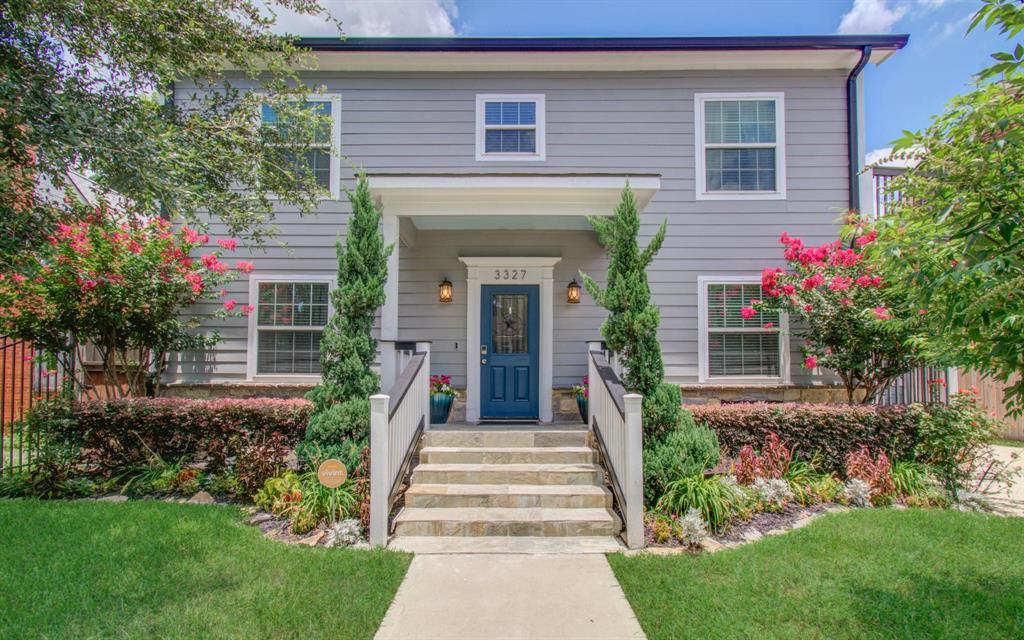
[374,553,646,640]
[988,444,1024,516]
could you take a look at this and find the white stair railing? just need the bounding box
[370,342,431,547]
[587,341,644,549]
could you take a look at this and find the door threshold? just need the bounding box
[478,418,539,424]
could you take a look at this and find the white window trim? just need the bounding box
[694,92,786,201]
[245,273,336,381]
[697,275,791,385]
[475,94,546,162]
[259,92,343,201]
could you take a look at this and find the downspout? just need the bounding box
[846,46,872,214]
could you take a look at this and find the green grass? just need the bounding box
[0,499,411,639]
[989,437,1024,448]
[609,509,1024,640]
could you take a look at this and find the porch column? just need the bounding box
[540,265,554,423]
[380,214,400,391]
[465,267,481,423]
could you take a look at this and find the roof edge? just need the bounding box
[295,35,909,53]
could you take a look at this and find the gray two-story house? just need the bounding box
[166,35,907,425]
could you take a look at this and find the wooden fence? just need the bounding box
[959,370,1024,441]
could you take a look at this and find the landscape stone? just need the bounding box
[740,528,763,543]
[97,495,128,503]
[187,491,215,504]
[249,512,273,524]
[298,531,325,546]
[699,538,724,553]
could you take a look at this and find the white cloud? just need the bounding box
[267,0,458,37]
[837,0,909,34]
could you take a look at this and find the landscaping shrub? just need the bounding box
[54,398,311,472]
[655,474,741,533]
[890,460,929,498]
[691,403,921,474]
[642,415,720,504]
[845,446,896,506]
[915,390,1000,500]
[234,432,291,497]
[642,383,684,440]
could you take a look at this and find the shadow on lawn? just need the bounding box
[845,571,1024,638]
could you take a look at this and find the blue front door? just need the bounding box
[480,285,539,420]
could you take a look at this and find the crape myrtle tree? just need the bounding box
[869,0,1024,414]
[751,225,923,404]
[300,173,393,469]
[581,184,682,439]
[1,0,342,270]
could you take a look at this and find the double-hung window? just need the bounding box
[476,94,546,161]
[698,277,789,383]
[260,94,342,199]
[695,92,785,200]
[248,276,333,378]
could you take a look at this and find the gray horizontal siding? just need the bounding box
[167,69,849,388]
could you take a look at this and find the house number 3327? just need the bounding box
[494,269,527,280]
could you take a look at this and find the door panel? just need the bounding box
[480,285,539,419]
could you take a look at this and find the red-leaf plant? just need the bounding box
[733,432,792,485]
[845,446,896,505]
[745,223,923,403]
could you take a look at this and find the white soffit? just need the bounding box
[308,49,877,72]
[370,175,661,218]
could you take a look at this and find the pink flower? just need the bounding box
[223,299,237,311]
[803,356,818,369]
[855,275,873,288]
[828,276,852,291]
[871,275,883,287]
[803,304,814,313]
[873,306,891,320]
[763,322,775,329]
[185,272,204,293]
[740,306,757,319]
[781,284,796,295]
[840,298,853,306]
[234,261,254,273]
[240,304,255,314]
[183,227,201,244]
[761,267,784,290]
[201,254,228,274]
[81,280,99,291]
[217,239,238,251]
[801,273,825,291]
[855,229,878,246]
[12,274,27,283]
[918,309,928,316]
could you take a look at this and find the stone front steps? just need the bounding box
[392,428,622,544]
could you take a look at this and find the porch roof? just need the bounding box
[369,173,660,227]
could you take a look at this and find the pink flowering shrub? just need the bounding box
[749,224,923,403]
[52,398,312,472]
[0,201,249,397]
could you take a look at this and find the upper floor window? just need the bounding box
[697,277,790,383]
[476,94,546,161]
[695,92,785,200]
[260,94,342,199]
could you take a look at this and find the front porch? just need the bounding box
[372,173,660,425]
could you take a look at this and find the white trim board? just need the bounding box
[696,275,791,385]
[694,92,786,201]
[370,174,661,218]
[460,257,561,423]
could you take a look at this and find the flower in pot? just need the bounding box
[430,374,456,425]
[571,375,588,424]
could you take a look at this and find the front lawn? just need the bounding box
[0,499,410,639]
[609,509,1024,640]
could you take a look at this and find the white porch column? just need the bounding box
[380,214,400,391]
[465,269,481,424]
[368,393,390,547]
[539,266,554,423]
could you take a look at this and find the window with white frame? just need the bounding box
[260,95,341,199]
[475,94,545,161]
[251,278,331,376]
[699,279,787,381]
[695,93,785,199]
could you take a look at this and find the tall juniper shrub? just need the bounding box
[301,173,393,469]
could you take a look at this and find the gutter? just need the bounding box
[846,46,872,214]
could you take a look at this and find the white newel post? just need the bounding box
[417,342,431,430]
[369,393,390,547]
[623,393,644,550]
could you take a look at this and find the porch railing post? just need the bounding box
[623,393,644,550]
[369,393,390,547]
[416,342,431,430]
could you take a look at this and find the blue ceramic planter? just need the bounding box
[576,395,588,424]
[430,394,454,425]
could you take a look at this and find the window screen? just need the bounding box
[255,281,330,375]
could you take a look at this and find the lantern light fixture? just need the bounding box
[438,277,453,303]
[567,279,581,304]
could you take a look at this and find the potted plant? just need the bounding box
[430,374,456,424]
[572,376,588,424]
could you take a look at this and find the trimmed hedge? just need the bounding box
[54,398,312,471]
[689,403,922,474]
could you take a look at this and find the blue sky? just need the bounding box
[282,0,1014,152]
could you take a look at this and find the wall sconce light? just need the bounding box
[438,278,453,304]
[567,279,581,304]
